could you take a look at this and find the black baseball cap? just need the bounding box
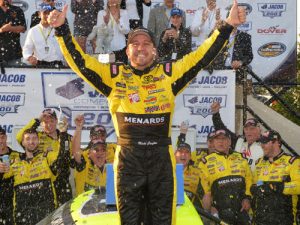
[90,125,107,136]
[90,140,107,150]
[259,130,281,144]
[207,131,215,141]
[0,127,6,135]
[213,129,231,139]
[244,118,259,127]
[127,27,156,47]
[177,142,191,152]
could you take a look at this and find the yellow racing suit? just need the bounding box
[0,147,20,225]
[4,132,69,225]
[183,163,203,209]
[16,119,73,206]
[252,151,300,225]
[199,151,252,225]
[55,21,233,225]
[74,151,107,196]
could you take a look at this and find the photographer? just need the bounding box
[158,8,191,61]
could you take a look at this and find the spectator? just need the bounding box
[0,127,19,225]
[147,0,186,46]
[2,128,69,225]
[16,108,73,207]
[205,26,253,82]
[251,130,300,225]
[191,0,224,47]
[0,0,26,65]
[120,0,151,29]
[49,2,245,224]
[30,0,56,28]
[72,114,115,166]
[94,0,130,62]
[176,120,212,167]
[22,3,65,68]
[191,131,215,167]
[72,114,108,195]
[158,8,191,61]
[199,129,252,225]
[71,0,103,53]
[175,142,203,209]
[211,101,263,171]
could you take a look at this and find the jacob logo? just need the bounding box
[0,92,25,116]
[183,94,226,118]
[258,3,286,18]
[258,42,286,57]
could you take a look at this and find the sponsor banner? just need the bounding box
[1,69,234,150]
[173,70,235,145]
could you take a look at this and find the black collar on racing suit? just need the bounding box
[263,150,284,162]
[127,61,159,76]
[215,149,234,157]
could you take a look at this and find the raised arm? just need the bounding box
[48,5,113,97]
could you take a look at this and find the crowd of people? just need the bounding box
[0,0,252,71]
[0,0,297,225]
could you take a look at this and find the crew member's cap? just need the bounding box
[90,125,107,136]
[213,129,231,139]
[40,3,54,11]
[207,131,215,141]
[90,140,107,149]
[177,142,191,152]
[127,27,156,47]
[0,127,6,135]
[42,108,57,119]
[170,8,183,17]
[259,130,281,144]
[244,118,259,127]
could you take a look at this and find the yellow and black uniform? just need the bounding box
[191,149,208,167]
[3,132,69,225]
[55,21,233,225]
[0,148,20,225]
[251,151,300,225]
[74,151,107,196]
[16,119,73,206]
[199,151,252,225]
[183,162,203,209]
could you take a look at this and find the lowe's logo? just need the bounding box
[0,92,25,116]
[258,3,286,18]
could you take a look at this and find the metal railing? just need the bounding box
[240,66,299,156]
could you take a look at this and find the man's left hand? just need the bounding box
[226,0,246,27]
[240,198,251,212]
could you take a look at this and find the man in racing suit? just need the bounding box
[199,129,252,225]
[2,127,69,225]
[48,2,245,224]
[0,127,19,225]
[16,108,73,206]
[251,130,300,225]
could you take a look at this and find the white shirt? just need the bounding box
[235,137,264,171]
[191,7,225,47]
[96,9,130,51]
[22,24,64,62]
[126,0,139,20]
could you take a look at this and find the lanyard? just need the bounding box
[39,25,53,46]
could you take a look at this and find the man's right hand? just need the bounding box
[48,5,68,28]
[211,102,221,114]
